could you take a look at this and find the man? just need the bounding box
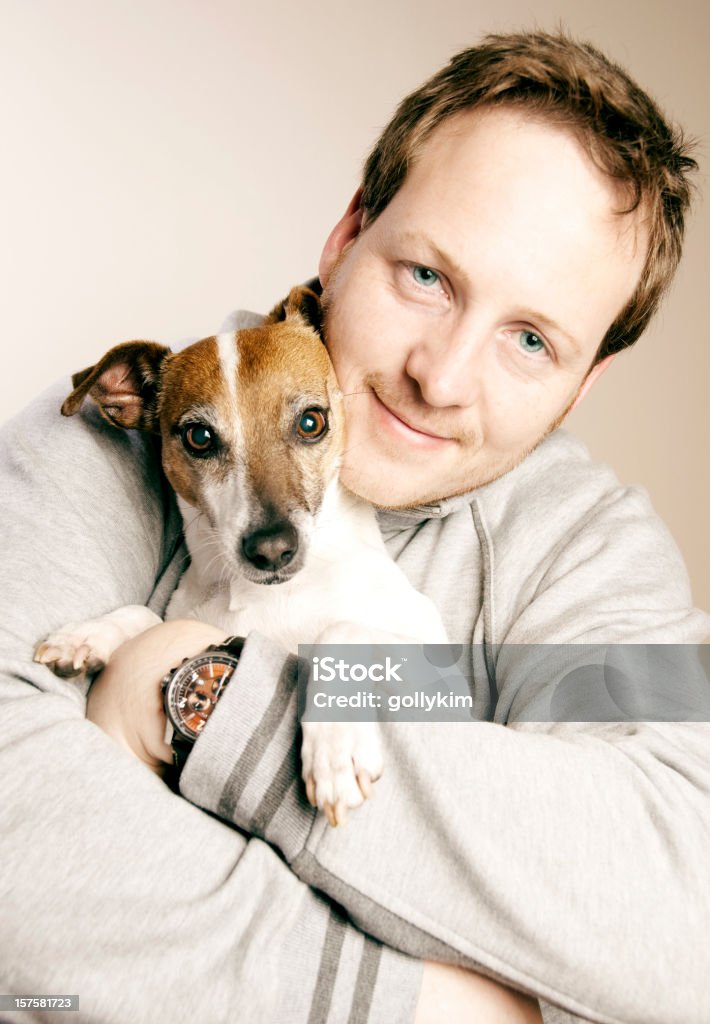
[1,30,708,1024]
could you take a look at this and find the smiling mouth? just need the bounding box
[371,390,455,448]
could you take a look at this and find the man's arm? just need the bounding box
[175,490,710,1024]
[0,384,422,1024]
[182,651,710,1024]
[87,619,544,1024]
[21,381,707,1022]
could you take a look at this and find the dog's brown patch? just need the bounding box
[158,336,227,507]
[61,341,170,431]
[266,284,323,334]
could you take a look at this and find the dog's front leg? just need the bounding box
[301,719,383,826]
[301,620,407,827]
[35,605,162,680]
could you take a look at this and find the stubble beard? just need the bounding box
[338,385,584,510]
[321,268,586,510]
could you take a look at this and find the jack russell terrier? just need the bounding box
[35,285,448,824]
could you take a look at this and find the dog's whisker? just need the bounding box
[174,548,193,571]
[180,504,208,528]
[199,549,225,576]
[339,433,381,459]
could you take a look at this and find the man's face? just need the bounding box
[319,106,647,508]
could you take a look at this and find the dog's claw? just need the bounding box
[34,644,50,664]
[34,643,82,677]
[324,801,347,827]
[301,721,383,826]
[71,644,105,674]
[73,645,91,671]
[35,643,63,665]
[34,637,108,679]
[357,770,373,800]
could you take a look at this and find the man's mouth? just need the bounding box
[371,390,455,450]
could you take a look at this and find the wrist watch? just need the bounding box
[161,635,244,772]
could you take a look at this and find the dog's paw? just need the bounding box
[301,721,383,826]
[34,620,119,679]
[34,605,162,680]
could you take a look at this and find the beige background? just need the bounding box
[2,0,708,613]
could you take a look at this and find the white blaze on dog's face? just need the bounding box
[159,315,344,583]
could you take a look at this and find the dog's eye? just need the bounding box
[296,408,328,443]
[182,422,216,456]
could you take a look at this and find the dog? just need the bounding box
[35,285,448,824]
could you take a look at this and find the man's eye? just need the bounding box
[182,422,217,456]
[411,265,440,288]
[518,330,546,355]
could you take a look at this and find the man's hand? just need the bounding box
[89,620,545,1021]
[417,963,542,1023]
[86,618,226,772]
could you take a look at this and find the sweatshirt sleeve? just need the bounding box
[181,486,710,1024]
[184,652,710,1024]
[0,383,421,1024]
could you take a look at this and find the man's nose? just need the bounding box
[404,323,484,408]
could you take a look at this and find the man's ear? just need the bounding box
[61,340,171,432]
[266,285,323,334]
[318,188,364,287]
[569,353,616,411]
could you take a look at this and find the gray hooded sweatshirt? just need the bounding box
[0,309,708,1024]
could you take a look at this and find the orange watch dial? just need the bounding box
[165,654,239,741]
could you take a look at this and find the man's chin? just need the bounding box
[340,443,543,510]
[339,466,423,509]
[340,465,470,510]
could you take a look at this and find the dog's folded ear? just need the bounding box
[267,284,322,335]
[61,341,171,432]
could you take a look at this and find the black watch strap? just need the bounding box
[171,735,195,773]
[205,635,246,659]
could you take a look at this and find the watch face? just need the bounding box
[165,654,239,741]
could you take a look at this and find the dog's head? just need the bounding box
[63,285,344,584]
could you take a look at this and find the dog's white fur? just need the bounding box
[36,294,447,823]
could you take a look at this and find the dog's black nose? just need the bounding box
[241,522,299,572]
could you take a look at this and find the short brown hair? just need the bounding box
[360,31,697,363]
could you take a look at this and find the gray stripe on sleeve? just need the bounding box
[347,942,382,1024]
[307,908,347,1024]
[292,849,472,965]
[250,736,301,836]
[217,657,297,819]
